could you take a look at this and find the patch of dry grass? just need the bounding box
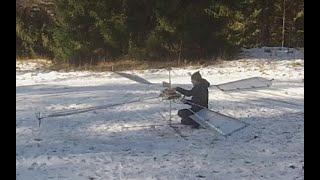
[18,58,224,72]
[290,61,304,67]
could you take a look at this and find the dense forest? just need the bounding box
[16,0,304,65]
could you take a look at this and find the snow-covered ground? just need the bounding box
[16,48,304,179]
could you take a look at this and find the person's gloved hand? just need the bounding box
[174,87,182,91]
[181,99,188,104]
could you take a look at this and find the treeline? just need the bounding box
[16,0,304,65]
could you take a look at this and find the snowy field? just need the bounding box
[16,47,304,179]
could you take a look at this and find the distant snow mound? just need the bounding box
[239,47,304,60]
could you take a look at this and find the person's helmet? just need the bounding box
[191,71,202,81]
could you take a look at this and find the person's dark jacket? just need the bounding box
[176,78,210,112]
